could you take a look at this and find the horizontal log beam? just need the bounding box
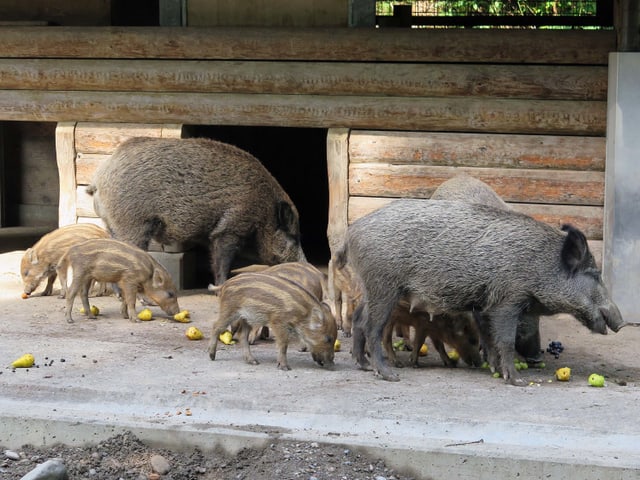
[74,123,183,154]
[349,131,606,171]
[348,165,605,205]
[0,59,607,101]
[347,196,604,239]
[0,27,614,64]
[0,91,606,134]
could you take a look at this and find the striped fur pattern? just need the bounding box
[330,259,362,336]
[382,302,482,369]
[208,272,337,370]
[56,238,180,323]
[21,224,109,297]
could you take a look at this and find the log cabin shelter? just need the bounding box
[0,0,639,321]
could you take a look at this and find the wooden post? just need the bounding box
[55,122,77,227]
[326,128,350,255]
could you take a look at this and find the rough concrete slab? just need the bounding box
[1,251,639,479]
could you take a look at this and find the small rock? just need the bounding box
[19,458,68,480]
[375,476,388,480]
[150,454,171,475]
[4,450,20,461]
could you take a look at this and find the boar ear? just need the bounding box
[151,268,165,288]
[26,248,38,264]
[276,201,297,233]
[560,224,589,275]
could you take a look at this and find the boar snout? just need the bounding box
[312,350,335,368]
[601,302,625,332]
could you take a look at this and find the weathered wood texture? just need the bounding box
[55,122,184,226]
[0,59,607,100]
[0,91,607,135]
[0,27,614,64]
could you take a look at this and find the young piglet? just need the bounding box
[21,223,110,298]
[380,302,482,368]
[56,238,180,323]
[208,272,337,370]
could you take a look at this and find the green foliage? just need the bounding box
[376,0,598,16]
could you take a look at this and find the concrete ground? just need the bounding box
[1,250,639,480]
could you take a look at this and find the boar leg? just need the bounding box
[351,303,371,370]
[364,298,401,381]
[236,322,260,366]
[487,304,525,386]
[45,273,57,297]
[118,285,138,322]
[409,322,434,368]
[271,326,291,370]
[210,232,241,285]
[80,279,94,318]
[381,320,402,367]
[431,338,456,368]
[63,279,81,324]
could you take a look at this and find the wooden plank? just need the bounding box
[75,153,110,185]
[74,123,182,154]
[0,27,614,64]
[0,91,607,135]
[55,122,77,227]
[0,59,608,101]
[348,165,605,206]
[77,216,106,228]
[347,197,603,239]
[349,131,606,171]
[76,186,96,218]
[326,128,350,254]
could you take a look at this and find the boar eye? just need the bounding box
[166,291,175,298]
[325,335,334,344]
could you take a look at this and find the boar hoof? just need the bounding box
[507,376,526,387]
[277,363,291,371]
[375,368,400,382]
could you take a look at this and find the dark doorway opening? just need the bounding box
[185,125,330,273]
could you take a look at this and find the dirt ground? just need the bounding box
[1,250,639,480]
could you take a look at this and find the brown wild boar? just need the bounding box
[208,272,337,370]
[21,223,110,298]
[87,137,306,287]
[56,238,180,323]
[381,302,482,368]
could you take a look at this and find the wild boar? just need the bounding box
[330,259,362,336]
[20,223,110,298]
[380,302,482,368]
[208,272,337,370]
[87,137,306,286]
[431,174,543,364]
[341,199,624,385]
[56,238,180,323]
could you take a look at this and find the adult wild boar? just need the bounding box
[341,199,624,385]
[431,174,542,364]
[87,137,306,286]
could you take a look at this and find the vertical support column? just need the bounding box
[603,53,640,324]
[55,122,77,228]
[326,128,350,256]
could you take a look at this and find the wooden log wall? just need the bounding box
[0,26,614,265]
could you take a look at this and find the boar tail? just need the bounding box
[207,283,223,294]
[86,184,97,196]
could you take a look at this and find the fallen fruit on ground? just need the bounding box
[419,344,428,356]
[448,349,460,361]
[555,367,571,381]
[588,373,605,387]
[173,310,191,323]
[219,330,235,345]
[11,353,35,368]
[334,339,341,351]
[185,326,203,340]
[21,292,29,299]
[137,308,153,321]
[81,305,100,316]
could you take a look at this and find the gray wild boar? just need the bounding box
[56,238,180,323]
[208,272,337,370]
[341,199,624,385]
[21,223,110,298]
[431,174,542,364]
[380,302,482,369]
[87,137,306,286]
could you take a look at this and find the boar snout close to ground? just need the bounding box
[342,199,623,385]
[208,272,337,370]
[21,224,110,298]
[56,238,180,323]
[87,137,306,286]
